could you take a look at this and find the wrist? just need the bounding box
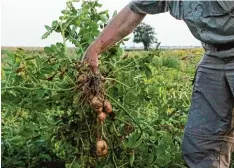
[89,42,102,55]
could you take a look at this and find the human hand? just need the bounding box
[82,46,99,73]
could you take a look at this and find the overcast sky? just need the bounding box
[1,0,201,47]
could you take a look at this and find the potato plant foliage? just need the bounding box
[2,1,195,168]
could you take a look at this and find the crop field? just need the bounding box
[1,46,204,168]
[2,0,233,168]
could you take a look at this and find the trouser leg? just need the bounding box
[182,67,234,168]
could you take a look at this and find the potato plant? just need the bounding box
[2,0,196,168]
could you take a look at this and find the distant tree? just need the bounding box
[133,23,158,50]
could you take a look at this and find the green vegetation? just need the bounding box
[1,1,212,168]
[2,47,199,167]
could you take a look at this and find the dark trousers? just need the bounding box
[182,55,234,168]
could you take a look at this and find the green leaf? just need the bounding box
[1,143,5,155]
[35,89,46,98]
[59,16,64,20]
[144,65,152,79]
[89,22,98,30]
[61,10,67,14]
[99,10,108,15]
[52,20,59,28]
[4,50,16,64]
[74,19,81,26]
[99,15,107,22]
[44,46,54,54]
[45,25,50,31]
[95,2,102,8]
[35,56,42,68]
[4,109,12,118]
[82,33,90,41]
[106,13,109,19]
[82,5,89,14]
[156,134,174,167]
[147,153,155,165]
[112,10,118,18]
[42,31,51,39]
[79,27,86,35]
[108,87,119,98]
[145,54,154,63]
[1,81,6,88]
[123,37,130,41]
[2,67,12,71]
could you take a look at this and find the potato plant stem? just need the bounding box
[111,148,118,168]
[112,122,121,137]
[59,2,72,64]
[118,162,129,168]
[112,57,143,74]
[101,124,108,141]
[115,117,131,125]
[105,94,142,141]
[68,156,77,168]
[105,78,130,88]
[81,107,93,143]
[26,69,40,84]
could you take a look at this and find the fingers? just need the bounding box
[90,64,98,74]
[89,57,98,73]
[82,48,99,73]
[82,55,98,74]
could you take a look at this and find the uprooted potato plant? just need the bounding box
[49,60,143,166]
[76,65,115,158]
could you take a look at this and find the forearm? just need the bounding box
[89,5,146,54]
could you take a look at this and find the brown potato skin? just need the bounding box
[104,100,112,114]
[78,74,87,83]
[94,107,103,113]
[96,140,108,156]
[97,112,107,122]
[91,97,103,109]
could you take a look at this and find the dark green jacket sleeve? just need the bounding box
[128,0,168,15]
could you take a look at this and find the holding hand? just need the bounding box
[82,45,99,74]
